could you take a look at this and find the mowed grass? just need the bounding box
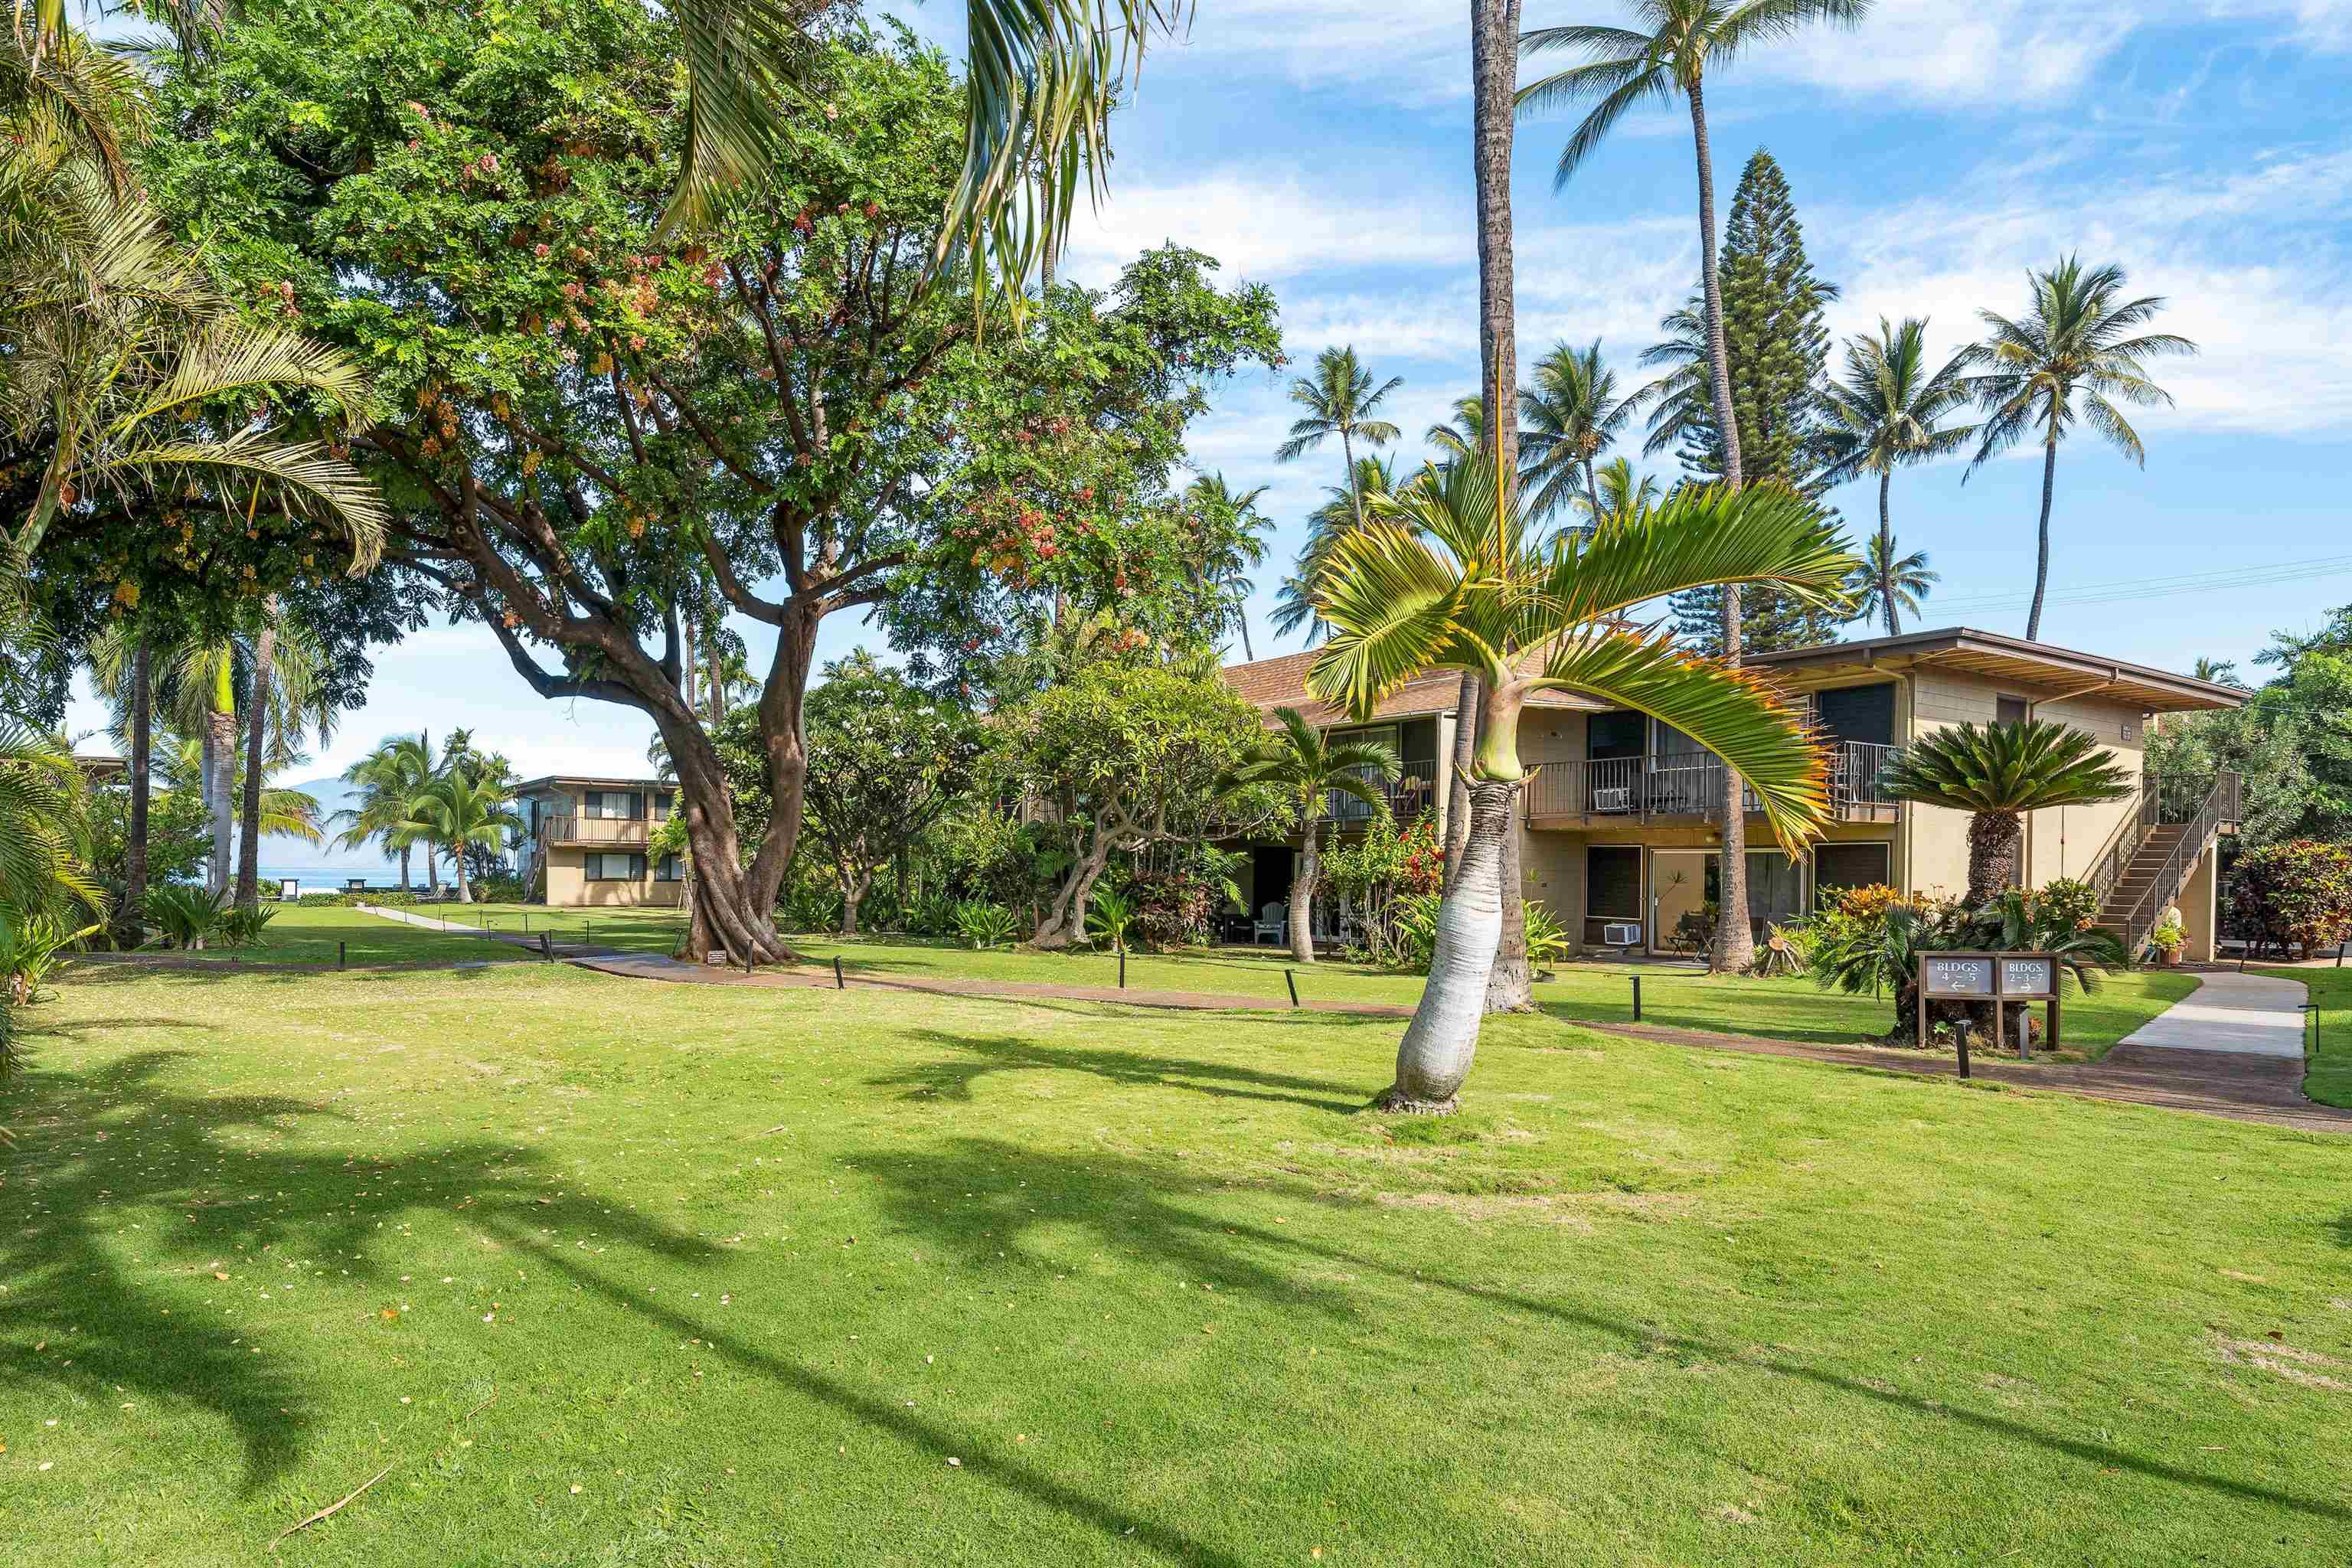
[5,959,2350,1566]
[2269,967,2352,1109]
[111,904,537,969]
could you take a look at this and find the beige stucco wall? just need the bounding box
[541,848,684,907]
[2180,845,2218,962]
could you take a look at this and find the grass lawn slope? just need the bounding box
[4,960,2347,1565]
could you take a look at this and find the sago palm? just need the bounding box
[1844,531,1936,637]
[1519,338,1642,521]
[1877,720,2134,904]
[1308,453,1854,1112]
[1962,256,2196,640]
[1225,707,1400,965]
[1519,0,1871,973]
[1817,316,1972,635]
[1274,346,1403,532]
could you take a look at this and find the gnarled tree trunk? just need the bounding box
[1380,779,1517,1114]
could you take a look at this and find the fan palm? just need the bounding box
[1520,0,1870,973]
[1225,707,1401,965]
[1877,720,2135,904]
[1274,346,1403,531]
[405,767,522,906]
[1520,338,1642,521]
[1844,531,1936,637]
[1817,316,1972,635]
[1961,256,2196,640]
[1308,453,1854,1111]
[1184,472,1272,660]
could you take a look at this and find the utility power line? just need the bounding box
[1927,554,2352,614]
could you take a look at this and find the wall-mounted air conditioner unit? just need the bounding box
[1591,786,1633,813]
[1602,922,1643,948]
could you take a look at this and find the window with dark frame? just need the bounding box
[586,851,646,881]
[1586,846,1642,920]
[1813,842,1893,902]
[1996,695,2028,726]
[655,854,681,882]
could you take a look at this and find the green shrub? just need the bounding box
[2026,875,2102,934]
[218,904,280,947]
[2228,839,2352,958]
[1523,901,1571,967]
[952,900,1017,950]
[1083,887,1136,953]
[147,884,229,950]
[3,908,103,1004]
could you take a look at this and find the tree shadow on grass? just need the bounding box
[846,1135,2352,1533]
[870,1029,1370,1114]
[0,1047,709,1496]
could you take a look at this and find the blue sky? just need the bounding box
[70,0,2352,781]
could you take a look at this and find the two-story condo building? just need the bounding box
[1221,627,2247,962]
[511,776,686,907]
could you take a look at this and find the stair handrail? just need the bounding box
[2084,770,2158,906]
[2118,770,2239,951]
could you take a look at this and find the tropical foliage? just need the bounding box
[1224,706,1400,964]
[2227,840,2352,960]
[1308,452,1854,1109]
[1877,720,2135,903]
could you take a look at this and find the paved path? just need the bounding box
[2121,971,2310,1057]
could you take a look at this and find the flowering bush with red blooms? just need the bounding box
[1396,813,1443,897]
[2228,839,2352,956]
[2024,876,2102,934]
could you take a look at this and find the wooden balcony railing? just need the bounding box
[1523,740,1903,825]
[539,815,656,845]
[1321,759,1442,825]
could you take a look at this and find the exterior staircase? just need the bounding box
[2086,772,2241,956]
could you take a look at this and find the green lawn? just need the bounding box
[2266,966,2352,1109]
[113,903,537,969]
[5,959,2349,1564]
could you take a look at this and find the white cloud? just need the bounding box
[1063,168,1468,283]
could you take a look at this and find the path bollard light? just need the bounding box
[1952,1018,1972,1080]
[338,941,345,972]
[745,948,753,977]
[2302,1003,2321,1056]
[1632,974,1642,1022]
[1285,969,1299,1008]
[1119,949,1126,990]
[542,933,554,962]
[833,956,846,991]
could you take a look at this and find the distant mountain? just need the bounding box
[270,776,387,873]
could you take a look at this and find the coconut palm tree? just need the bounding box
[1274,347,1403,531]
[1184,473,1272,660]
[1424,394,1491,462]
[1226,707,1400,964]
[86,619,157,928]
[1844,531,1937,636]
[405,767,522,905]
[1270,455,1401,647]
[1877,720,2134,903]
[1573,456,1660,536]
[1817,316,1973,634]
[1521,338,1642,521]
[1962,256,2197,640]
[330,733,446,892]
[234,597,331,912]
[1519,0,1871,973]
[1308,453,1853,1111]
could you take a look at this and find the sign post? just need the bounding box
[1919,952,2061,1076]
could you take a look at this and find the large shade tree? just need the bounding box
[1308,456,1854,1112]
[1962,256,2196,640]
[149,11,1274,965]
[1520,0,1870,974]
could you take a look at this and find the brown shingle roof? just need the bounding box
[1220,650,1599,726]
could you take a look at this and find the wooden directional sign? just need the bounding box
[1919,951,2063,1076]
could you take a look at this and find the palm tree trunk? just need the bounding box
[1878,471,1898,635]
[1471,0,1532,1011]
[2027,433,2057,641]
[234,612,276,913]
[453,845,471,904]
[1236,593,1255,662]
[1289,820,1318,965]
[1442,675,1480,886]
[1583,455,1600,522]
[1689,75,1754,974]
[425,838,440,893]
[124,640,152,933]
[1967,812,2022,906]
[206,708,237,897]
[1380,779,1514,1113]
[1341,430,1364,531]
[398,843,412,891]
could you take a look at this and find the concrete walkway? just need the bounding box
[2121,971,2310,1057]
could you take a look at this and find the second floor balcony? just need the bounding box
[1320,758,1442,826]
[537,814,658,846]
[1522,740,1903,827]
